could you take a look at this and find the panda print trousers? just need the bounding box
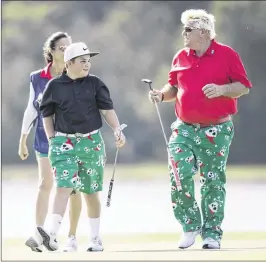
[48,131,106,195]
[168,119,234,241]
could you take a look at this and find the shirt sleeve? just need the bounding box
[227,48,252,88]
[21,82,38,135]
[40,81,55,117]
[168,53,179,86]
[95,78,114,110]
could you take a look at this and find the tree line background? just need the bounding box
[2,1,266,165]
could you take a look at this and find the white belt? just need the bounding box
[55,129,99,138]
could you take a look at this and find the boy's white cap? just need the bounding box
[64,42,99,62]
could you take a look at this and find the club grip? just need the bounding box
[106,179,114,207]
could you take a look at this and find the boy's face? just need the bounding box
[67,55,91,78]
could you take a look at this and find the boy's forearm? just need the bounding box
[43,116,55,139]
[160,83,178,102]
[100,109,121,131]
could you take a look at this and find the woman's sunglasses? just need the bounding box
[183,27,198,33]
[58,45,67,52]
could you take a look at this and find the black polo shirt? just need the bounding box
[40,72,114,134]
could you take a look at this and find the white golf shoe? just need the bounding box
[202,237,221,249]
[37,227,59,251]
[87,236,104,252]
[178,231,200,249]
[63,235,78,252]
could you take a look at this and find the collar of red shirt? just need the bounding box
[188,39,217,57]
[40,62,52,79]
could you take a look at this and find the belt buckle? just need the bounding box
[75,133,83,138]
[194,123,200,130]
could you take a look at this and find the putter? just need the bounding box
[141,78,182,191]
[106,123,127,207]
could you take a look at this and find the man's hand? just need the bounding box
[18,142,29,160]
[148,90,163,103]
[202,84,228,99]
[114,128,126,148]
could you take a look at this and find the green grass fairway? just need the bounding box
[3,164,266,182]
[3,232,266,260]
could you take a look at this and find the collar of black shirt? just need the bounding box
[60,72,88,83]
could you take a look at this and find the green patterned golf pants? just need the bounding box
[48,132,106,194]
[168,119,234,241]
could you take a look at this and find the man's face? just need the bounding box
[52,37,72,63]
[68,55,91,78]
[182,22,202,49]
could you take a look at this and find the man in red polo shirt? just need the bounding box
[149,9,252,250]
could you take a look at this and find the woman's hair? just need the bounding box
[43,32,71,64]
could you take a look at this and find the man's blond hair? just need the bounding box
[181,9,216,40]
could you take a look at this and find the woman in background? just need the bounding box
[18,32,82,252]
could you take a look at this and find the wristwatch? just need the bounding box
[160,92,165,102]
[158,91,164,102]
[49,135,55,140]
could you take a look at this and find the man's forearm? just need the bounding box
[100,109,120,130]
[160,83,178,102]
[222,82,250,98]
[43,116,55,139]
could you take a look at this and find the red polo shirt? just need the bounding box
[168,40,252,124]
[40,62,52,80]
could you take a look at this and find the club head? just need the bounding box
[141,78,152,84]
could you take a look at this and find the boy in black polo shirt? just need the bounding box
[39,42,126,252]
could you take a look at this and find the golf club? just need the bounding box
[141,78,182,191]
[106,123,127,207]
